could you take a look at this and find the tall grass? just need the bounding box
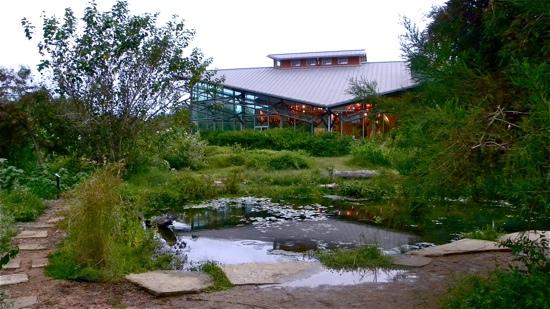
[47,165,159,281]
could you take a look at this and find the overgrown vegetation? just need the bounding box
[202,128,353,157]
[462,227,503,241]
[46,166,162,282]
[442,271,550,309]
[315,245,392,270]
[199,261,233,292]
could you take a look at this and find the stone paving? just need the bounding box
[126,271,213,296]
[0,199,67,307]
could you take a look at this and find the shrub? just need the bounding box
[245,150,312,170]
[316,245,392,270]
[336,179,395,201]
[161,130,207,170]
[46,165,158,281]
[0,211,15,267]
[202,128,352,157]
[124,170,218,216]
[351,140,392,167]
[442,271,550,309]
[0,189,44,222]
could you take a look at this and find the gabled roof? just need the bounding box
[215,61,416,108]
[267,49,366,61]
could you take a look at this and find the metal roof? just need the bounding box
[215,61,416,108]
[267,49,366,61]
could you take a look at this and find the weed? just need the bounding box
[463,227,503,241]
[315,245,392,270]
[199,261,233,292]
[0,189,44,222]
[46,165,158,282]
[442,270,550,309]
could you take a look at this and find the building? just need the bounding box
[191,49,415,138]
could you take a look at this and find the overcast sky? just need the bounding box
[1,0,446,71]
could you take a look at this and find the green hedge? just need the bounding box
[201,128,352,157]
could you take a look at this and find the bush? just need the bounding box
[202,128,353,157]
[124,170,218,216]
[316,245,392,270]
[442,271,550,309]
[161,130,207,170]
[245,150,312,170]
[0,189,44,222]
[351,140,392,167]
[0,211,15,267]
[46,165,158,282]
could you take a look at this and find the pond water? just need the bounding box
[154,197,420,287]
[153,196,534,287]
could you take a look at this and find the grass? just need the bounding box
[315,245,392,270]
[199,261,233,292]
[0,189,45,222]
[463,227,503,241]
[441,270,550,309]
[46,165,160,282]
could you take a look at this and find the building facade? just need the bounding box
[191,49,415,138]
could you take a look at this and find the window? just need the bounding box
[322,58,332,65]
[291,60,301,67]
[338,57,349,65]
[308,58,317,66]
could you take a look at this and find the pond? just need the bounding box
[152,196,533,287]
[153,197,423,287]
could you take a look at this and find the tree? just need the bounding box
[22,0,216,161]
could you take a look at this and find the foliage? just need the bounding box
[0,211,16,267]
[500,233,549,274]
[202,128,353,157]
[199,261,233,292]
[350,139,392,167]
[46,165,158,281]
[22,0,216,162]
[315,245,392,270]
[463,227,502,241]
[0,189,44,222]
[336,179,395,201]
[159,130,207,170]
[123,169,218,216]
[0,66,34,102]
[442,270,550,309]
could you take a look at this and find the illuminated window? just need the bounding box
[338,57,349,65]
[308,59,317,66]
[322,58,332,65]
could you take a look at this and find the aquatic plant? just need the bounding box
[315,245,392,270]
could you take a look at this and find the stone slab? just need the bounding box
[2,257,21,270]
[30,223,55,229]
[126,271,212,296]
[221,262,319,285]
[46,217,64,223]
[9,296,38,309]
[409,239,510,257]
[19,244,47,251]
[15,230,48,239]
[31,258,48,268]
[498,230,549,244]
[332,170,378,179]
[0,273,29,286]
[391,255,432,267]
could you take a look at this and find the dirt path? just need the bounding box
[1,200,514,308]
